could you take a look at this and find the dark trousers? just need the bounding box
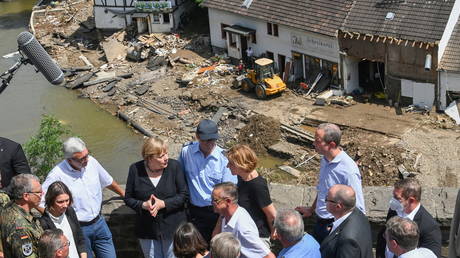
[189,204,219,243]
[312,217,334,244]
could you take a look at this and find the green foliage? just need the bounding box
[24,115,70,181]
[194,0,204,4]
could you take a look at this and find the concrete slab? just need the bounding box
[102,39,127,63]
[304,103,421,137]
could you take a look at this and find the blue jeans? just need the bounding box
[139,238,175,258]
[80,216,117,258]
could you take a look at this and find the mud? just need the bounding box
[33,0,460,189]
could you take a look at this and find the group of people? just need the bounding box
[0,119,451,258]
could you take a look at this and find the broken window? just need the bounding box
[267,22,272,35]
[229,33,237,48]
[322,60,339,86]
[221,24,229,39]
[163,13,170,23]
[304,55,321,85]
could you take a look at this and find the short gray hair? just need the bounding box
[317,123,341,146]
[63,137,86,159]
[274,209,304,243]
[386,216,419,251]
[210,232,240,258]
[213,182,238,203]
[38,229,65,258]
[8,174,40,200]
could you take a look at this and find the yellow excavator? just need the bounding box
[241,58,286,99]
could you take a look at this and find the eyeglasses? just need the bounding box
[212,197,227,204]
[71,153,89,163]
[59,240,70,250]
[27,191,43,196]
[325,197,338,204]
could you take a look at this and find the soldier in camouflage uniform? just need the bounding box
[0,174,43,258]
[0,189,10,258]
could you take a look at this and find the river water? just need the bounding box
[0,0,143,183]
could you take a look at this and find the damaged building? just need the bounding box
[438,6,460,111]
[202,0,354,91]
[338,0,457,108]
[93,0,193,33]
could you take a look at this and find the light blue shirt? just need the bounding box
[277,233,321,258]
[222,206,270,258]
[315,150,365,219]
[40,156,113,222]
[179,142,237,207]
[399,248,436,258]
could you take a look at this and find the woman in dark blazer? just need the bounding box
[40,181,87,258]
[125,137,188,258]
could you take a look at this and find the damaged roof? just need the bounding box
[341,0,455,43]
[440,16,460,71]
[202,0,354,37]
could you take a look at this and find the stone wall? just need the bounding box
[101,184,459,256]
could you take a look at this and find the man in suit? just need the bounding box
[376,178,441,258]
[320,184,373,258]
[385,216,436,258]
[0,137,30,189]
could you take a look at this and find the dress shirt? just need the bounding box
[399,248,437,258]
[385,203,422,258]
[329,211,353,234]
[221,206,270,258]
[277,233,321,258]
[179,142,237,207]
[315,150,365,219]
[47,211,80,258]
[41,156,113,221]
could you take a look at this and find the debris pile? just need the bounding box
[237,114,281,153]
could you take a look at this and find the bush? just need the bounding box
[24,115,70,181]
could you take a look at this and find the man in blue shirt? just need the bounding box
[295,123,365,244]
[179,119,237,242]
[274,209,321,258]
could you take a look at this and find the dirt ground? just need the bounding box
[33,0,460,188]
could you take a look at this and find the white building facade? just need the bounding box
[206,7,342,88]
[94,0,192,33]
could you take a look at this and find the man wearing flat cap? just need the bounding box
[179,119,237,243]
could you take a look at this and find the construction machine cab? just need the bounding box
[242,58,286,99]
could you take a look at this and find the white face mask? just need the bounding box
[389,197,404,214]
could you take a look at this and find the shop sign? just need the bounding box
[134,1,172,12]
[291,32,337,57]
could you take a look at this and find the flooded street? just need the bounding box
[0,0,143,182]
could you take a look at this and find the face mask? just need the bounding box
[389,197,404,214]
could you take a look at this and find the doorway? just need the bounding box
[358,60,385,93]
[278,54,286,77]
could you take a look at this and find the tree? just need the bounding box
[24,115,70,181]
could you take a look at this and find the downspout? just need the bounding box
[123,0,128,27]
[436,68,442,111]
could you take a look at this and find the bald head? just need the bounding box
[329,184,356,211]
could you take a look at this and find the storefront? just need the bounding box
[289,31,340,89]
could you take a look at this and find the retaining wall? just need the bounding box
[101,184,458,256]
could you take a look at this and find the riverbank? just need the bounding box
[31,0,460,189]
